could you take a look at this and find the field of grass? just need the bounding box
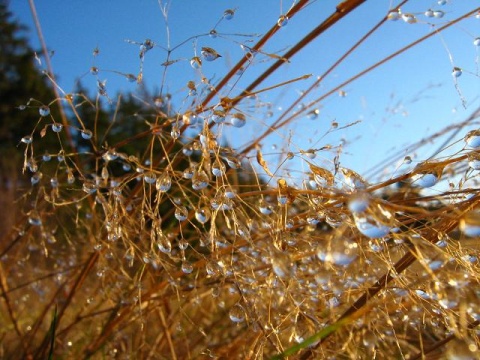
[1,1,480,359]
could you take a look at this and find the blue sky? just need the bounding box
[10,1,480,182]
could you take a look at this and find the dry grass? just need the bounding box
[1,1,480,359]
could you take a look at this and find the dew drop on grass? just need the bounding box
[42,152,51,162]
[195,208,211,224]
[348,193,370,213]
[81,129,93,140]
[39,105,50,117]
[452,67,462,77]
[223,9,235,20]
[438,0,447,5]
[341,168,368,190]
[212,110,226,124]
[411,172,438,188]
[401,13,417,23]
[353,205,392,238]
[190,56,202,69]
[433,10,445,18]
[474,38,480,46]
[50,177,59,188]
[192,170,209,190]
[459,211,480,237]
[225,156,241,169]
[464,130,480,148]
[212,160,226,177]
[156,173,172,192]
[258,199,273,215]
[230,113,246,128]
[90,66,99,75]
[143,172,156,184]
[31,172,42,185]
[21,136,32,144]
[181,261,194,274]
[403,155,412,164]
[425,9,434,18]
[277,15,288,27]
[307,108,320,120]
[175,206,188,221]
[387,10,400,21]
[229,304,245,323]
[468,153,480,170]
[209,29,218,38]
[51,123,63,133]
[28,211,42,226]
[201,47,222,61]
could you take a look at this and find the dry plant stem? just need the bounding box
[236,0,367,104]
[240,0,409,156]
[199,0,311,110]
[0,262,25,350]
[300,195,480,359]
[27,0,75,152]
[254,4,480,155]
[409,319,480,360]
[33,251,99,359]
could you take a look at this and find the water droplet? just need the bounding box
[460,211,480,237]
[39,105,50,117]
[190,56,202,69]
[81,129,93,140]
[387,10,400,21]
[468,153,480,170]
[90,66,99,75]
[230,113,246,128]
[348,193,370,213]
[201,47,222,61]
[277,15,288,27]
[425,9,434,17]
[277,195,288,205]
[307,108,320,120]
[452,67,462,77]
[437,0,447,5]
[258,199,273,215]
[474,38,480,47]
[354,205,393,238]
[51,123,63,133]
[403,155,412,164]
[31,172,42,185]
[28,211,42,226]
[82,181,97,194]
[223,9,235,20]
[341,168,368,190]
[156,173,172,192]
[21,136,32,144]
[411,162,443,188]
[465,130,480,148]
[212,160,226,177]
[225,156,241,169]
[401,13,417,24]
[50,177,58,188]
[183,164,196,179]
[318,239,358,266]
[42,152,51,162]
[177,146,190,158]
[67,170,75,184]
[229,304,245,323]
[171,125,180,139]
[224,187,236,199]
[103,150,118,162]
[143,172,156,184]
[433,10,445,18]
[209,29,218,38]
[212,110,226,124]
[192,170,209,190]
[195,208,211,224]
[181,261,194,274]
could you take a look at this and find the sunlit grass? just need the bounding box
[2,1,480,359]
